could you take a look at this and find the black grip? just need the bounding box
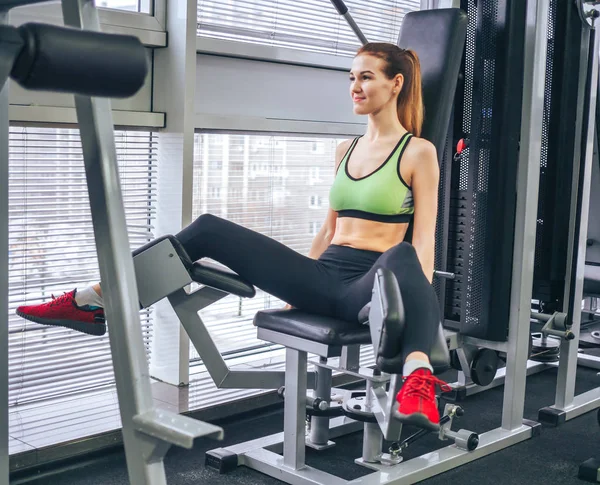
[11,23,148,98]
[330,0,348,15]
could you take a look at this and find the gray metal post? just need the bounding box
[0,10,9,485]
[501,0,549,431]
[60,0,167,482]
[554,20,600,411]
[283,348,307,470]
[310,364,332,447]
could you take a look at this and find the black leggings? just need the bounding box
[176,213,440,358]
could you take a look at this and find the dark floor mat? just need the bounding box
[14,365,600,485]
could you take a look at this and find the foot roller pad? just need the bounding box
[205,448,238,474]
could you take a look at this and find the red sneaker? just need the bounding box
[16,289,106,336]
[395,368,451,431]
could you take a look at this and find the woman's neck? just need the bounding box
[364,105,406,142]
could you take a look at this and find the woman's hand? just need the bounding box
[283,303,294,310]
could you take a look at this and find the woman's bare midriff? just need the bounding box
[330,217,409,253]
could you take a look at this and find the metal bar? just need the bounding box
[0,10,9,485]
[448,360,553,398]
[348,426,532,485]
[577,353,600,370]
[283,348,307,470]
[555,20,600,410]
[60,0,167,483]
[309,364,332,446]
[501,0,549,431]
[340,345,360,371]
[329,0,368,45]
[171,288,300,389]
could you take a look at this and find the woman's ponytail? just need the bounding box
[397,49,423,137]
[356,43,424,136]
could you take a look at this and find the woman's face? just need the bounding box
[349,54,403,116]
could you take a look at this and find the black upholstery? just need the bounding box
[135,235,256,299]
[254,309,450,374]
[190,261,256,298]
[399,9,468,157]
[255,310,370,346]
[12,23,148,98]
[372,268,406,360]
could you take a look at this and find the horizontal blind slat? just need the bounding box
[9,126,157,406]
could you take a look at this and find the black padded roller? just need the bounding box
[11,23,148,98]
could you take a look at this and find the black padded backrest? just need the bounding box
[398,9,468,159]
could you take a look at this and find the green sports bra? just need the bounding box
[329,132,414,223]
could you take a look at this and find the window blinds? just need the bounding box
[8,127,157,406]
[197,0,421,56]
[190,133,348,364]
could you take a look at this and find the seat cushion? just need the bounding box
[254,309,371,346]
[254,309,450,375]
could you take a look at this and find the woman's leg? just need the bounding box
[341,242,446,430]
[16,213,342,335]
[341,242,440,358]
[174,213,340,314]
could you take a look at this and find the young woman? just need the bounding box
[17,42,448,431]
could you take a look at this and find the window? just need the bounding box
[8,127,157,406]
[309,220,320,235]
[309,195,323,208]
[97,0,152,14]
[197,0,421,57]
[191,133,348,364]
[309,166,321,185]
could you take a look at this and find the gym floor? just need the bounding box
[10,360,600,485]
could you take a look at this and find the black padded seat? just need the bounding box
[254,309,371,346]
[254,311,450,374]
[584,265,600,296]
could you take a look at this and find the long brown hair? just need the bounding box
[356,43,424,137]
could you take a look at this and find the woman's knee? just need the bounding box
[195,213,219,225]
[388,242,418,262]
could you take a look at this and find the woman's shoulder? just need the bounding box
[405,135,437,160]
[403,135,439,180]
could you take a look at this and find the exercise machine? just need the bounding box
[128,0,550,483]
[0,3,223,485]
[535,0,600,427]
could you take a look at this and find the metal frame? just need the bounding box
[200,5,550,482]
[539,7,600,426]
[0,0,221,482]
[0,10,8,485]
[61,0,224,480]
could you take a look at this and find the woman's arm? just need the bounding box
[308,209,337,259]
[407,140,440,283]
[284,139,351,308]
[307,139,352,260]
